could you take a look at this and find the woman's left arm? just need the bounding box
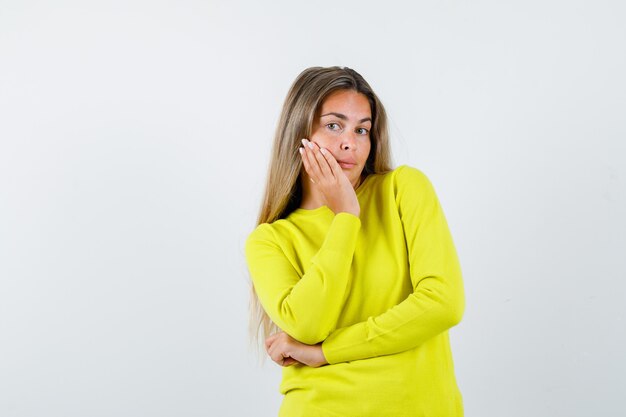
[265,166,465,367]
[319,166,465,364]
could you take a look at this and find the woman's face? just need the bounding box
[308,89,372,188]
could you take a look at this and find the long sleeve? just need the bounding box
[321,166,465,364]
[245,212,361,345]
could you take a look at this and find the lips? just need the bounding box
[337,159,357,165]
[337,160,357,169]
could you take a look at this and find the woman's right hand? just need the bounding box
[265,331,328,368]
[299,138,360,217]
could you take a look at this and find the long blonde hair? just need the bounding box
[248,66,394,348]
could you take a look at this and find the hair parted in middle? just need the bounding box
[249,66,394,346]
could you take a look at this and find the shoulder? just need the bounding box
[246,222,271,241]
[393,164,431,184]
[244,216,296,251]
[245,221,278,253]
[385,165,439,212]
[386,164,436,195]
[244,222,283,262]
[362,164,430,189]
[360,164,436,203]
[245,218,285,243]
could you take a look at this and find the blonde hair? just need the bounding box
[248,66,394,349]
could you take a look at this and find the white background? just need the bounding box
[1,1,625,416]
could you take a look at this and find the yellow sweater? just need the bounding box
[245,165,465,417]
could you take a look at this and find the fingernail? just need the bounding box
[301,138,307,145]
[320,148,327,155]
[307,141,314,149]
[298,147,304,154]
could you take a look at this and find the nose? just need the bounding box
[340,131,358,151]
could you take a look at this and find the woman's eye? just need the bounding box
[326,123,341,131]
[356,128,369,135]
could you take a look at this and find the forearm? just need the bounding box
[321,273,464,364]
[246,212,361,344]
[313,165,465,364]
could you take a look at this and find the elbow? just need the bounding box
[289,328,326,345]
[278,303,331,345]
[428,300,463,337]
[446,299,464,328]
[283,317,329,344]
[443,288,465,329]
[426,279,464,331]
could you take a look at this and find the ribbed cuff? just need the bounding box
[322,212,361,253]
[321,322,375,364]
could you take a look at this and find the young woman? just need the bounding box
[245,66,465,417]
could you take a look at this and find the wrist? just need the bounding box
[336,208,360,218]
[315,344,328,367]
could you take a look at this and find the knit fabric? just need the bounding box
[245,165,465,417]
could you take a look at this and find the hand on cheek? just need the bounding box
[298,138,360,217]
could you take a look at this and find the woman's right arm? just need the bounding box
[245,140,361,345]
[245,212,360,345]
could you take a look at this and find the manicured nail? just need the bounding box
[320,148,327,155]
[298,147,304,154]
[301,138,307,145]
[307,141,314,149]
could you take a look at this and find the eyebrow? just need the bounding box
[320,112,372,124]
